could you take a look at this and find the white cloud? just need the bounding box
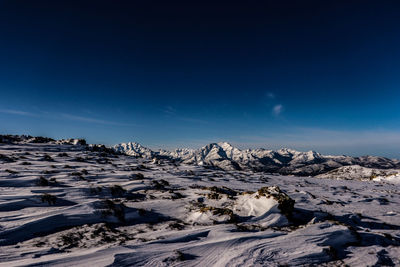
[60,113,135,126]
[266,92,275,99]
[0,108,135,127]
[0,109,36,116]
[162,106,176,116]
[272,104,283,116]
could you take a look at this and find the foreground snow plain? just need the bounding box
[0,142,399,266]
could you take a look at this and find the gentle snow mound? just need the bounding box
[188,186,294,228]
[234,192,279,217]
[234,186,294,227]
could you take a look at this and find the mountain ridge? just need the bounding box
[1,135,398,176]
[114,141,400,176]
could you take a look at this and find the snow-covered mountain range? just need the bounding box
[114,141,400,176]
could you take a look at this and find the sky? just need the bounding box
[0,0,399,158]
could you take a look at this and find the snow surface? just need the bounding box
[0,141,400,266]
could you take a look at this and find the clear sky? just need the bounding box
[0,1,399,158]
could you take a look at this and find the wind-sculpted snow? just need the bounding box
[114,141,400,176]
[0,138,400,266]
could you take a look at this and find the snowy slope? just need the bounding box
[0,137,400,266]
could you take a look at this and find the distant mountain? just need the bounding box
[114,141,400,176]
[2,134,398,177]
[316,165,400,181]
[113,142,154,157]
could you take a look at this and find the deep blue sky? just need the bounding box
[0,1,399,157]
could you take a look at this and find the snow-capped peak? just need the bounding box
[113,141,400,175]
[114,142,153,157]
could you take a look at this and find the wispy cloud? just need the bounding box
[162,106,177,116]
[60,113,135,126]
[0,107,135,126]
[161,106,208,124]
[266,92,275,99]
[0,109,36,117]
[272,104,283,116]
